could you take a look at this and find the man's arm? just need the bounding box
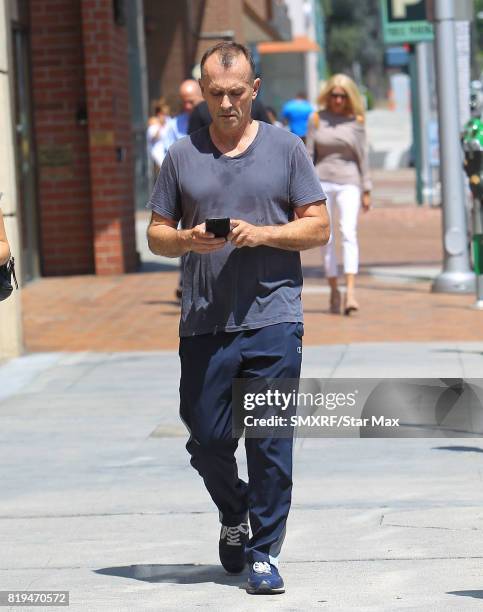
[305,114,316,162]
[147,212,226,257]
[228,202,330,252]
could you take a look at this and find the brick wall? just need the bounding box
[244,0,270,22]
[144,0,189,110]
[144,0,246,107]
[198,0,245,56]
[81,0,136,275]
[30,0,136,276]
[30,0,94,275]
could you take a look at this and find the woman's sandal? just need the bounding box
[343,295,359,316]
[329,289,341,314]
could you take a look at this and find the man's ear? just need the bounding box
[198,78,205,97]
[252,77,261,99]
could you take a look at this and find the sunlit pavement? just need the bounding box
[4,163,483,609]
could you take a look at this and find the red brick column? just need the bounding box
[30,0,94,276]
[80,0,137,275]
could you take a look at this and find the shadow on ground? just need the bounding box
[94,564,246,588]
[432,349,483,356]
[433,446,483,454]
[138,262,179,273]
[447,590,483,599]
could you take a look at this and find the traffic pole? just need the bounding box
[431,0,474,293]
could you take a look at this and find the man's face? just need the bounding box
[180,91,199,114]
[200,54,260,132]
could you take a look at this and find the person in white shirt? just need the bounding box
[147,100,171,172]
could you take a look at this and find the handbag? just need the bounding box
[0,257,18,302]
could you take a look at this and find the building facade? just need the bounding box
[143,0,292,113]
[5,0,303,286]
[258,0,326,112]
[29,0,138,277]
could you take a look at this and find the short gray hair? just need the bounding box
[200,42,255,81]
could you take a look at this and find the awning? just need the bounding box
[257,35,320,54]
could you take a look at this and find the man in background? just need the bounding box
[164,79,203,147]
[281,92,314,143]
[163,80,203,300]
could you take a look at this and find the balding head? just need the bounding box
[200,42,255,83]
[179,79,202,114]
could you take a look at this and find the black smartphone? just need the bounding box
[205,217,230,238]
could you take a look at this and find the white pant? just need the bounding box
[321,181,361,277]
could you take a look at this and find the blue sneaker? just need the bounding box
[246,561,285,594]
[219,522,249,574]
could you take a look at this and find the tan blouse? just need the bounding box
[305,110,372,192]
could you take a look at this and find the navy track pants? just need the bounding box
[179,322,303,564]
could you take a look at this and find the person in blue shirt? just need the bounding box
[163,80,203,149]
[281,92,314,142]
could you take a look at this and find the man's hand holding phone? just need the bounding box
[228,219,265,248]
[188,222,227,254]
[189,217,265,253]
[205,218,231,238]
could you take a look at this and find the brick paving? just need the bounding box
[22,170,483,352]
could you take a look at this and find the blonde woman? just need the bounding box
[306,74,372,315]
[0,209,10,266]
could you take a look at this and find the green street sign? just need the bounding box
[380,0,434,44]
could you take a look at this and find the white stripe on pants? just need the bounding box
[321,181,361,277]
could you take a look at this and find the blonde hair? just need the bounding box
[317,74,365,122]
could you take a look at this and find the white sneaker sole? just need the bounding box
[246,582,285,595]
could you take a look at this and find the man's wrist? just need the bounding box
[177,228,193,254]
[260,225,278,247]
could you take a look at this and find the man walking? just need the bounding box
[147,42,329,595]
[281,92,314,142]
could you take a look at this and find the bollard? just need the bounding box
[472,234,483,309]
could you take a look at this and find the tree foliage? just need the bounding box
[325,0,384,89]
[326,24,362,74]
[475,0,483,78]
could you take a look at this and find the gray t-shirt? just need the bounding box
[147,121,326,337]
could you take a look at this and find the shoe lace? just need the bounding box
[223,523,249,546]
[253,561,271,574]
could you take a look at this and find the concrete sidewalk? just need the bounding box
[2,345,483,611]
